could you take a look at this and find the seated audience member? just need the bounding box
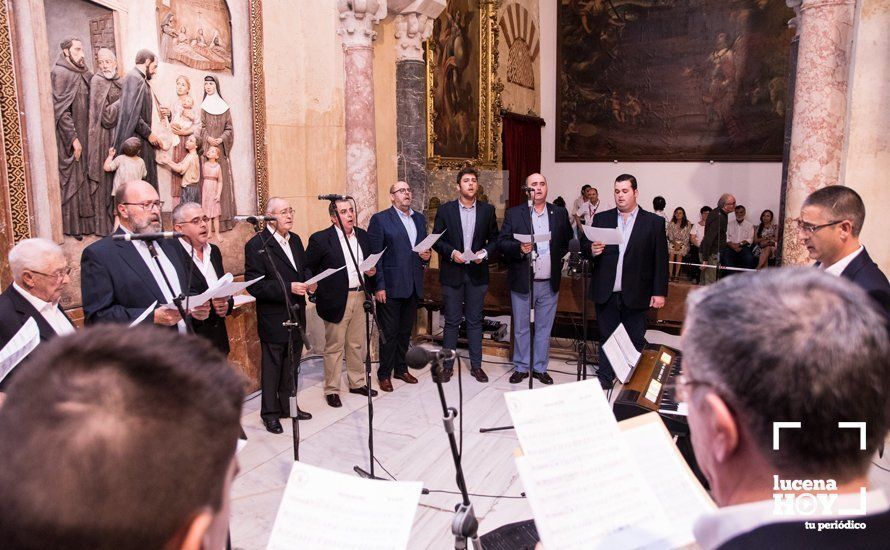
[798,185,890,323]
[653,195,667,219]
[0,239,75,390]
[666,207,691,282]
[753,209,777,270]
[0,325,244,550]
[683,269,890,549]
[723,204,756,270]
[553,196,567,208]
[689,206,711,282]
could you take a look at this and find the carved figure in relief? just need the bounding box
[87,47,122,236]
[195,75,235,232]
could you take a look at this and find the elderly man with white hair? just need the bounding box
[0,238,75,388]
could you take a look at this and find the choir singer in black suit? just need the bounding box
[432,166,499,383]
[305,199,379,408]
[582,174,668,389]
[245,197,315,434]
[170,202,233,354]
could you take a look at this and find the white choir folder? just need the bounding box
[602,323,642,384]
[505,380,714,550]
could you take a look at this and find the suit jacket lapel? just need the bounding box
[113,232,167,303]
[210,245,225,279]
[472,202,487,251]
[10,288,56,341]
[266,229,298,275]
[327,226,347,267]
[287,232,304,277]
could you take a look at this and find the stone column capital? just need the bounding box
[337,0,388,50]
[392,0,446,62]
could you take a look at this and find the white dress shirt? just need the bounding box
[693,490,888,550]
[123,226,185,333]
[531,205,551,280]
[726,218,755,244]
[178,238,220,287]
[271,229,297,270]
[823,245,864,277]
[614,206,639,292]
[394,206,418,247]
[691,221,706,246]
[12,282,75,336]
[334,226,364,288]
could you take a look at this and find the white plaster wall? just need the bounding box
[538,1,783,220]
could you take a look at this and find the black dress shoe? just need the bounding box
[533,371,554,385]
[349,385,378,397]
[509,371,529,384]
[394,371,418,384]
[280,409,313,420]
[470,368,489,383]
[433,368,453,383]
[263,419,283,434]
[326,394,342,408]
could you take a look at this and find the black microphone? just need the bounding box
[233,215,277,223]
[112,231,183,242]
[318,194,353,201]
[520,185,534,194]
[406,345,457,369]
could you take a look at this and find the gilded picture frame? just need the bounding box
[426,0,502,170]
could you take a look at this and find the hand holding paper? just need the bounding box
[359,249,386,273]
[582,225,622,245]
[304,266,345,286]
[513,232,551,244]
[0,317,40,383]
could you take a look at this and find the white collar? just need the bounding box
[178,237,211,260]
[459,199,477,210]
[823,245,864,277]
[271,228,290,243]
[393,206,414,218]
[200,93,229,115]
[333,225,356,240]
[12,282,57,311]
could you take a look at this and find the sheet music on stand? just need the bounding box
[505,380,713,550]
[267,461,422,550]
[0,317,40,383]
[602,323,642,383]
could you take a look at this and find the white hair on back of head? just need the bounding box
[9,238,64,281]
[265,197,286,215]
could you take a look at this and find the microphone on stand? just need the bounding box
[233,215,277,223]
[406,345,457,370]
[318,194,353,201]
[112,231,183,242]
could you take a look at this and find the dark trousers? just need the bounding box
[594,292,648,377]
[260,338,303,422]
[377,293,418,380]
[722,245,756,271]
[442,272,488,370]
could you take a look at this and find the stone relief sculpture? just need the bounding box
[167,75,198,208]
[113,49,164,190]
[52,37,94,238]
[499,2,539,90]
[87,48,122,236]
[156,1,233,73]
[196,75,235,232]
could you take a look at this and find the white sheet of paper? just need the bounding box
[0,317,40,383]
[460,250,480,262]
[620,413,716,547]
[513,232,552,244]
[359,248,386,273]
[411,230,445,253]
[615,323,642,366]
[506,380,671,550]
[304,266,345,286]
[582,225,622,245]
[267,461,422,550]
[603,323,641,383]
[162,275,264,310]
[129,301,158,327]
[232,294,255,308]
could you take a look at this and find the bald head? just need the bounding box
[525,173,548,206]
[265,197,294,236]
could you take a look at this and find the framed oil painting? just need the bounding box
[556,0,794,161]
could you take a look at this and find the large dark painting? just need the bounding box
[557,0,794,161]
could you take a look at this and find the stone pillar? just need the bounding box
[392,1,445,213]
[775,3,802,264]
[338,0,387,229]
[781,0,856,265]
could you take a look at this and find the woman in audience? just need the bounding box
[753,209,778,269]
[666,207,691,282]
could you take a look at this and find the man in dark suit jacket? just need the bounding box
[799,185,890,323]
[81,180,209,330]
[367,181,432,392]
[170,202,234,355]
[432,167,500,383]
[699,193,736,284]
[497,173,572,385]
[0,239,75,390]
[683,269,890,550]
[582,174,668,388]
[245,197,316,433]
[306,199,379,408]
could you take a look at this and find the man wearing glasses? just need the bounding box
[700,193,736,284]
[81,180,210,330]
[798,185,890,322]
[368,181,432,392]
[0,238,75,389]
[171,202,233,354]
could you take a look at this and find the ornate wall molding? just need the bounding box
[248,0,269,214]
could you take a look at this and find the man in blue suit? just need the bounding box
[498,173,572,385]
[798,185,890,324]
[368,181,432,392]
[432,167,500,383]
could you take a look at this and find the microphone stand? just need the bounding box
[146,241,194,334]
[252,221,308,461]
[323,198,386,481]
[577,257,589,381]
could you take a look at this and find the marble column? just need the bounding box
[392,1,445,213]
[338,0,387,229]
[776,4,801,264]
[781,0,856,265]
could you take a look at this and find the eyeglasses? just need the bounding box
[122,200,164,211]
[274,208,295,216]
[796,219,842,236]
[667,374,716,403]
[28,267,72,280]
[392,188,412,195]
[183,216,210,225]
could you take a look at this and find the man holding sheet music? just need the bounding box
[0,238,75,389]
[684,269,890,549]
[80,180,211,331]
[306,199,379,408]
[171,202,233,354]
[368,181,432,392]
[498,173,572,385]
[431,167,500,383]
[582,174,668,389]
